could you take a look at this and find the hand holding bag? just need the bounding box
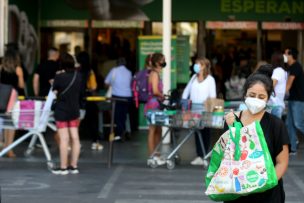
[205,119,278,201]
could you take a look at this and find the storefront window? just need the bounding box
[54,32,84,55]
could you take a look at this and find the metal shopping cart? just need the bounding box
[146,109,225,169]
[0,91,56,170]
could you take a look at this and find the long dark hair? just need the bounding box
[271,51,286,71]
[151,52,164,68]
[77,51,91,73]
[243,73,273,99]
[1,49,21,73]
[255,64,273,78]
[59,52,75,70]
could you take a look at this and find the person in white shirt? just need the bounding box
[269,52,288,118]
[182,57,216,165]
[105,57,132,141]
[256,53,287,119]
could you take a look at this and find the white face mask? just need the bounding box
[283,54,288,63]
[245,97,266,114]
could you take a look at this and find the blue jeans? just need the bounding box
[271,106,284,119]
[286,101,304,152]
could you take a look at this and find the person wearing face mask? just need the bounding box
[284,48,304,155]
[144,53,166,166]
[182,58,216,165]
[224,73,289,203]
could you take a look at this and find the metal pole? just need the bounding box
[0,0,8,57]
[162,0,172,144]
[257,21,262,62]
[297,30,303,65]
[197,21,206,58]
[88,19,93,64]
[162,0,171,93]
[107,100,116,168]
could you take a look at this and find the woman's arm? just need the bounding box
[104,68,114,86]
[272,79,278,88]
[286,75,295,93]
[275,145,289,180]
[16,66,25,89]
[33,73,40,96]
[181,75,195,99]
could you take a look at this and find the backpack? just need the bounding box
[132,69,150,108]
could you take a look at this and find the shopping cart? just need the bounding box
[0,91,56,170]
[146,109,225,169]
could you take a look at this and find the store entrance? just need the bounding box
[92,28,139,80]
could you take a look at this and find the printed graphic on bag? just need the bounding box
[205,121,278,201]
[12,100,44,129]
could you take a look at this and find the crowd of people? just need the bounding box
[0,45,303,186]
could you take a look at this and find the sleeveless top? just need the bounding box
[144,73,163,115]
[0,69,22,95]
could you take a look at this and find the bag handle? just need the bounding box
[228,114,243,161]
[185,75,197,99]
[59,71,77,97]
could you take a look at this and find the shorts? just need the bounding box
[144,97,160,116]
[56,119,80,129]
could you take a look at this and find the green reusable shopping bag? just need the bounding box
[205,120,278,201]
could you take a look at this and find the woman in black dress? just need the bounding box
[0,50,25,158]
[224,73,289,203]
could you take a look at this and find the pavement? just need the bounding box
[1,129,304,203]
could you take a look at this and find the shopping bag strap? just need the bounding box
[228,114,243,161]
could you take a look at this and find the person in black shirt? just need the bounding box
[224,74,289,203]
[76,51,103,151]
[33,47,60,147]
[33,47,59,97]
[51,53,82,175]
[284,48,304,155]
[0,49,25,158]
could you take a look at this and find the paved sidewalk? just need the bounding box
[0,130,304,203]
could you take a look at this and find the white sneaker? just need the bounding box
[191,157,205,165]
[154,156,166,165]
[91,142,104,151]
[51,168,69,175]
[96,143,103,151]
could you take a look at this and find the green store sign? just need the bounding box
[10,0,304,23]
[143,0,304,22]
[221,0,304,15]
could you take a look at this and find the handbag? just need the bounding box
[86,70,97,91]
[204,98,224,112]
[0,72,18,113]
[12,100,44,129]
[0,83,14,113]
[51,71,77,111]
[205,119,278,201]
